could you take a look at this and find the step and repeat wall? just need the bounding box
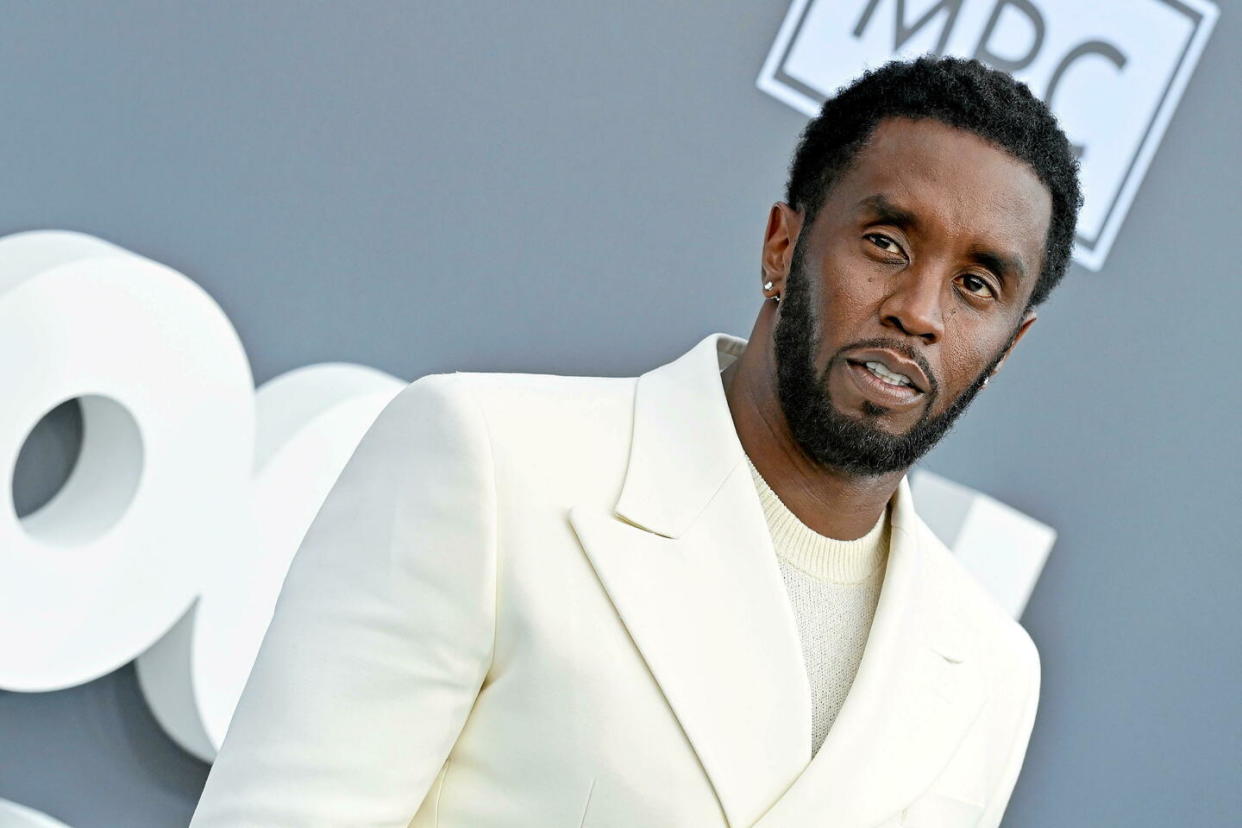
[1,2,1236,826]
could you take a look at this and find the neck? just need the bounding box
[723,307,906,541]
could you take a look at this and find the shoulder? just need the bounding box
[385,369,633,420]
[384,370,640,476]
[448,369,636,407]
[415,370,638,436]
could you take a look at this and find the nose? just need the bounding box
[878,265,945,345]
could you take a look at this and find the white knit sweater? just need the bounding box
[743,454,890,757]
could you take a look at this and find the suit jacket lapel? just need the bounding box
[752,477,986,827]
[569,332,986,827]
[569,333,811,827]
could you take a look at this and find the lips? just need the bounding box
[843,360,924,409]
[844,348,931,394]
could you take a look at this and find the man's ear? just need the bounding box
[761,202,803,295]
[992,309,1038,376]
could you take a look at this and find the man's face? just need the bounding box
[770,117,1052,477]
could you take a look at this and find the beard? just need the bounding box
[772,234,1020,477]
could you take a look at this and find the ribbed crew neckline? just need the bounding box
[744,453,889,584]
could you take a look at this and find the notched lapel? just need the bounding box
[752,517,987,828]
[568,464,811,828]
[564,333,814,827]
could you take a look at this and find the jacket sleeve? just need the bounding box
[190,372,498,826]
[977,628,1042,828]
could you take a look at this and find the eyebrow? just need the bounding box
[856,194,918,231]
[856,194,1028,288]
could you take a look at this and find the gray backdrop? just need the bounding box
[1,2,1238,826]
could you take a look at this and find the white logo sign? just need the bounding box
[757,0,1219,270]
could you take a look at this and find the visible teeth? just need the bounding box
[864,361,911,387]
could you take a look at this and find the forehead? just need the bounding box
[821,117,1052,283]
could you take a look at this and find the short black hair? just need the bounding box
[784,56,1083,310]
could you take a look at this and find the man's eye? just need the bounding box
[865,233,904,257]
[959,274,997,299]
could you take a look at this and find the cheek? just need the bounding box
[940,329,999,392]
[814,255,884,329]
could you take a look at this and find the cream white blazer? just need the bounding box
[190,332,1041,828]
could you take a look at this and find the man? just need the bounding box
[191,56,1081,827]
